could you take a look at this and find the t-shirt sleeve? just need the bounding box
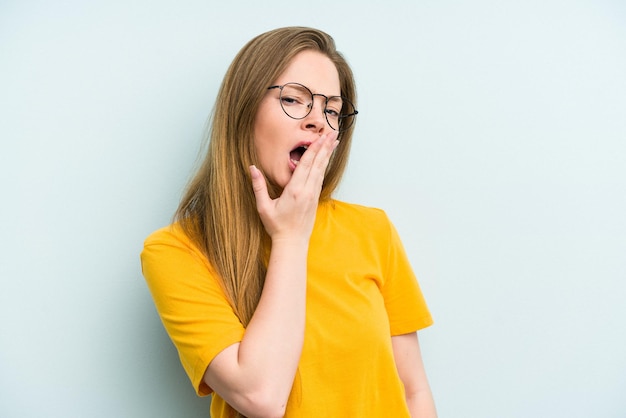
[379,214,434,335]
[140,226,245,396]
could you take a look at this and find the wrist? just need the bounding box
[270,235,310,250]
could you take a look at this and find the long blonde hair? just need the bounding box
[175,27,357,329]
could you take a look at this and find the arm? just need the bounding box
[392,332,438,418]
[203,132,339,418]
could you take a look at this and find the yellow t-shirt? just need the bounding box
[141,199,433,417]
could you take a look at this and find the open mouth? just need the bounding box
[289,145,308,166]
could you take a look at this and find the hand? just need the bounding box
[249,132,339,242]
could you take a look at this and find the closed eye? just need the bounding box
[281,95,308,107]
[325,97,343,118]
[325,108,340,118]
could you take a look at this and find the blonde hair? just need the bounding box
[175,27,357,330]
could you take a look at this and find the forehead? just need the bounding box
[274,50,340,96]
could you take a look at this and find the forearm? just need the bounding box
[392,333,437,418]
[238,238,308,393]
[206,134,336,417]
[204,238,308,417]
[406,388,437,418]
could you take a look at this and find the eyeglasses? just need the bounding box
[267,82,358,132]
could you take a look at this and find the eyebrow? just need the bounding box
[269,82,342,98]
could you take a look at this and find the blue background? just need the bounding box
[1,0,625,416]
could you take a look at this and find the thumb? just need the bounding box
[249,165,270,209]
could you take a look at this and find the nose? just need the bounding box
[301,97,328,133]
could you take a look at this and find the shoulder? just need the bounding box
[141,222,208,266]
[327,199,391,225]
[141,223,218,288]
[323,199,397,242]
[143,223,196,249]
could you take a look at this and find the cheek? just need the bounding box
[254,108,292,153]
[253,120,279,168]
[254,103,280,146]
[253,122,273,160]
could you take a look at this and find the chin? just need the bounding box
[276,179,289,190]
[274,171,292,189]
[264,173,289,193]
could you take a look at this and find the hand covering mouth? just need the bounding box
[290,145,309,166]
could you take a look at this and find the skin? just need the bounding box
[393,333,438,417]
[253,50,340,189]
[203,50,339,418]
[203,50,436,418]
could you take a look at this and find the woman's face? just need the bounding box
[253,50,341,189]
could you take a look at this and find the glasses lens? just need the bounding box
[280,84,313,119]
[326,97,356,132]
[278,83,357,132]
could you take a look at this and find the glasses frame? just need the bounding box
[267,83,358,132]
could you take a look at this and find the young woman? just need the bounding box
[141,26,437,418]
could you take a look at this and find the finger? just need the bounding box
[292,131,338,180]
[281,138,325,193]
[311,131,339,170]
[282,132,339,197]
[249,165,271,210]
[301,132,339,186]
[288,133,337,194]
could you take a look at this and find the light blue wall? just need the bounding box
[1,1,625,416]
